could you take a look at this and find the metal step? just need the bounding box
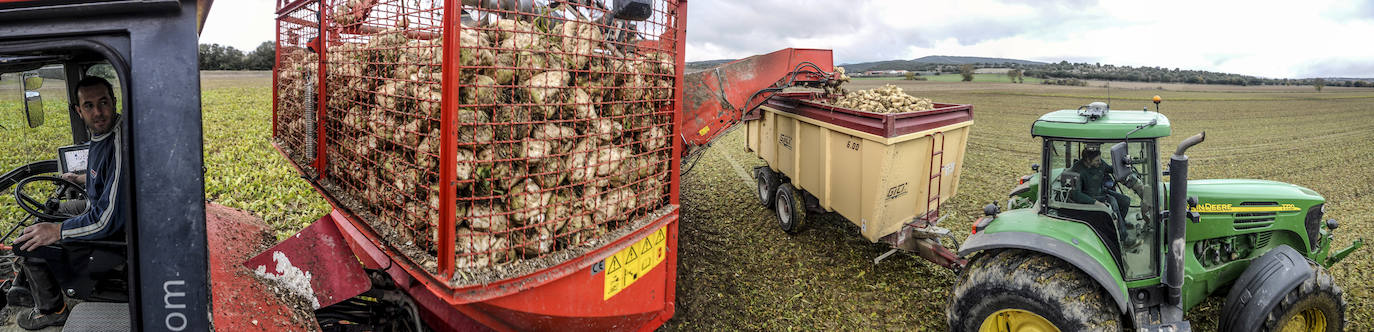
[62,302,129,332]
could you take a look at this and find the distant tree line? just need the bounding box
[1020,61,1372,87]
[1041,78,1088,87]
[846,60,1372,88]
[200,41,275,70]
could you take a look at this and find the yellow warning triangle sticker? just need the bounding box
[638,240,652,255]
[606,256,622,273]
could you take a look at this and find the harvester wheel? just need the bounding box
[774,183,805,234]
[948,249,1120,332]
[1259,261,1345,332]
[754,167,778,209]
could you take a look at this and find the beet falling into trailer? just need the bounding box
[682,48,975,270]
[271,0,684,330]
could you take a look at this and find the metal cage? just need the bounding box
[274,0,682,289]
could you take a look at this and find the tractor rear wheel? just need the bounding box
[1260,261,1345,332]
[948,249,1121,332]
[754,167,778,209]
[774,183,805,234]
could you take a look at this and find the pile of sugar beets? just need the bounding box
[830,83,935,114]
[315,2,675,271]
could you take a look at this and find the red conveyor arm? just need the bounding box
[680,48,836,160]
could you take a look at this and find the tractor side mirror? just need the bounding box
[21,73,45,128]
[1110,142,1131,182]
[1030,163,1040,172]
[23,73,43,90]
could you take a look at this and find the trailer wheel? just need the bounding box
[1259,261,1345,332]
[948,249,1120,332]
[774,183,805,234]
[754,167,778,209]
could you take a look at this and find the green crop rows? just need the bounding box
[200,78,331,239]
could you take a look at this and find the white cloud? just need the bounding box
[198,0,277,52]
[200,0,1374,77]
[685,0,1374,78]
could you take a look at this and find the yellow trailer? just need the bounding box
[744,93,973,256]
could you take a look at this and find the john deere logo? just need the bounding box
[1194,203,1301,213]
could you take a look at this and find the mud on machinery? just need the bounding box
[949,100,1364,331]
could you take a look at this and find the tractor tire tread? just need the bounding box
[1258,260,1346,332]
[948,249,1120,332]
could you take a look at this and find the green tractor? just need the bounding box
[948,101,1363,331]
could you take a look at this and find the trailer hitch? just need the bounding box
[873,215,969,272]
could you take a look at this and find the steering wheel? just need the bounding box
[13,175,86,221]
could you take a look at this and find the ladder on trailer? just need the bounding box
[924,131,947,222]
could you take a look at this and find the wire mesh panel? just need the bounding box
[299,0,680,284]
[276,2,322,168]
[323,0,445,273]
[448,0,678,283]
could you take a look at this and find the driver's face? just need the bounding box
[1087,155,1102,167]
[76,84,116,135]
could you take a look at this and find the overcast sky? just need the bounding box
[201,0,1374,78]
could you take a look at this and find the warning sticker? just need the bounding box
[603,226,668,300]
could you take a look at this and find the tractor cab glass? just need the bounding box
[1043,138,1160,280]
[3,65,70,130]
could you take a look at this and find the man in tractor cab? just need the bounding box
[10,76,128,330]
[1069,145,1131,223]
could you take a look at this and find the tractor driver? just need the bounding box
[10,76,128,330]
[1069,145,1131,222]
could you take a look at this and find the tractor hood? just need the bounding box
[1183,179,1325,212]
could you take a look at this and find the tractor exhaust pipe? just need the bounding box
[1165,132,1205,322]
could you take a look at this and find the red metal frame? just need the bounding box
[272,12,280,137]
[664,4,687,325]
[314,0,329,176]
[272,0,686,330]
[277,0,315,15]
[438,0,459,278]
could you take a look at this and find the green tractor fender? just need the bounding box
[960,230,1132,317]
[1218,245,1315,331]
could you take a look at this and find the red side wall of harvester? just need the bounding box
[272,0,687,330]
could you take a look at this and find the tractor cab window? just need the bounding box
[2,64,73,225]
[1,64,68,130]
[0,59,134,318]
[1043,139,1160,281]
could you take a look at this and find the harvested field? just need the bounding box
[664,79,1374,331]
